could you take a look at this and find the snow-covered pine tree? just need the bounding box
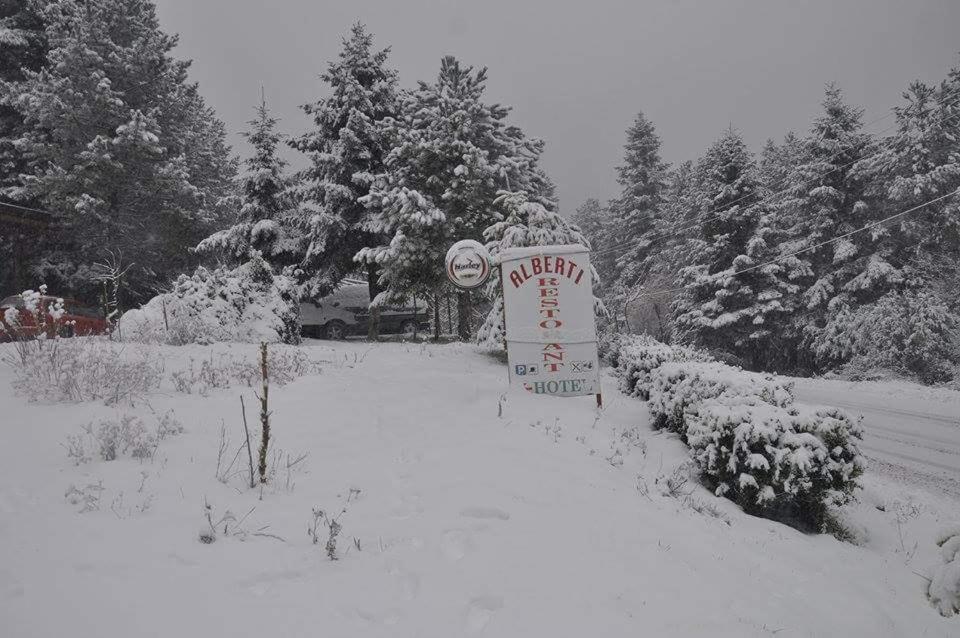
[4,0,237,301]
[630,160,699,341]
[358,56,553,339]
[758,132,806,204]
[609,112,669,296]
[0,0,48,293]
[0,0,46,197]
[477,190,601,347]
[811,72,960,381]
[197,93,301,267]
[856,72,960,305]
[771,85,876,367]
[570,198,605,251]
[672,128,792,369]
[290,22,398,309]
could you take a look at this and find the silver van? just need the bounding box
[300,282,430,339]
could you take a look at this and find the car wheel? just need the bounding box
[400,320,419,339]
[324,320,347,340]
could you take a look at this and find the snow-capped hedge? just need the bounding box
[119,255,300,345]
[647,361,794,437]
[686,402,863,525]
[613,335,863,529]
[614,334,712,400]
[928,524,960,617]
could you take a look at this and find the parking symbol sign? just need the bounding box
[515,365,527,376]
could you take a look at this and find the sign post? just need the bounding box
[498,245,601,402]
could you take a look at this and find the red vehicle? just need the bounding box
[0,293,109,341]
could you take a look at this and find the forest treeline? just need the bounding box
[1,0,958,381]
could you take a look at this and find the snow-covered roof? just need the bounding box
[498,244,589,263]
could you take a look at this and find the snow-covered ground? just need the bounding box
[0,340,957,636]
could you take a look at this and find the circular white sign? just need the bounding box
[445,240,491,289]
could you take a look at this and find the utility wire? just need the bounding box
[623,189,959,303]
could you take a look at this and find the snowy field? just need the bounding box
[1,339,958,637]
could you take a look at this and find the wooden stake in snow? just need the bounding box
[257,342,271,484]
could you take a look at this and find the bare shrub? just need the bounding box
[681,496,733,526]
[64,481,105,513]
[64,412,183,464]
[657,463,695,499]
[309,488,361,560]
[200,499,283,544]
[169,347,321,396]
[6,338,163,404]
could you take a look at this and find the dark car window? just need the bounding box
[0,295,24,309]
[65,302,103,318]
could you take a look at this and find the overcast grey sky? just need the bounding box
[154,0,960,211]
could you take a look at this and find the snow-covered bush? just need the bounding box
[647,361,794,437]
[119,254,300,345]
[614,334,713,400]
[614,335,863,530]
[928,524,960,617]
[1,286,69,364]
[814,290,959,384]
[686,402,863,528]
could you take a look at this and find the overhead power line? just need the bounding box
[623,189,959,305]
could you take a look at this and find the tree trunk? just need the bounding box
[445,295,453,334]
[456,291,472,341]
[433,292,441,341]
[366,263,381,341]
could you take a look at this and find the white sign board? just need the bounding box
[500,245,600,397]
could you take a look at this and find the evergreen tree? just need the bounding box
[0,0,48,293]
[358,55,553,338]
[290,22,399,304]
[197,93,301,266]
[571,197,616,285]
[3,0,237,301]
[0,0,47,197]
[758,132,806,203]
[629,160,698,340]
[609,112,669,293]
[856,73,960,305]
[672,129,791,368]
[772,85,876,364]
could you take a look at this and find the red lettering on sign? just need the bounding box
[531,257,542,275]
[538,288,558,298]
[554,257,565,276]
[509,270,523,289]
[539,319,562,329]
[538,277,559,287]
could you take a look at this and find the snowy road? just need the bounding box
[793,378,960,499]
